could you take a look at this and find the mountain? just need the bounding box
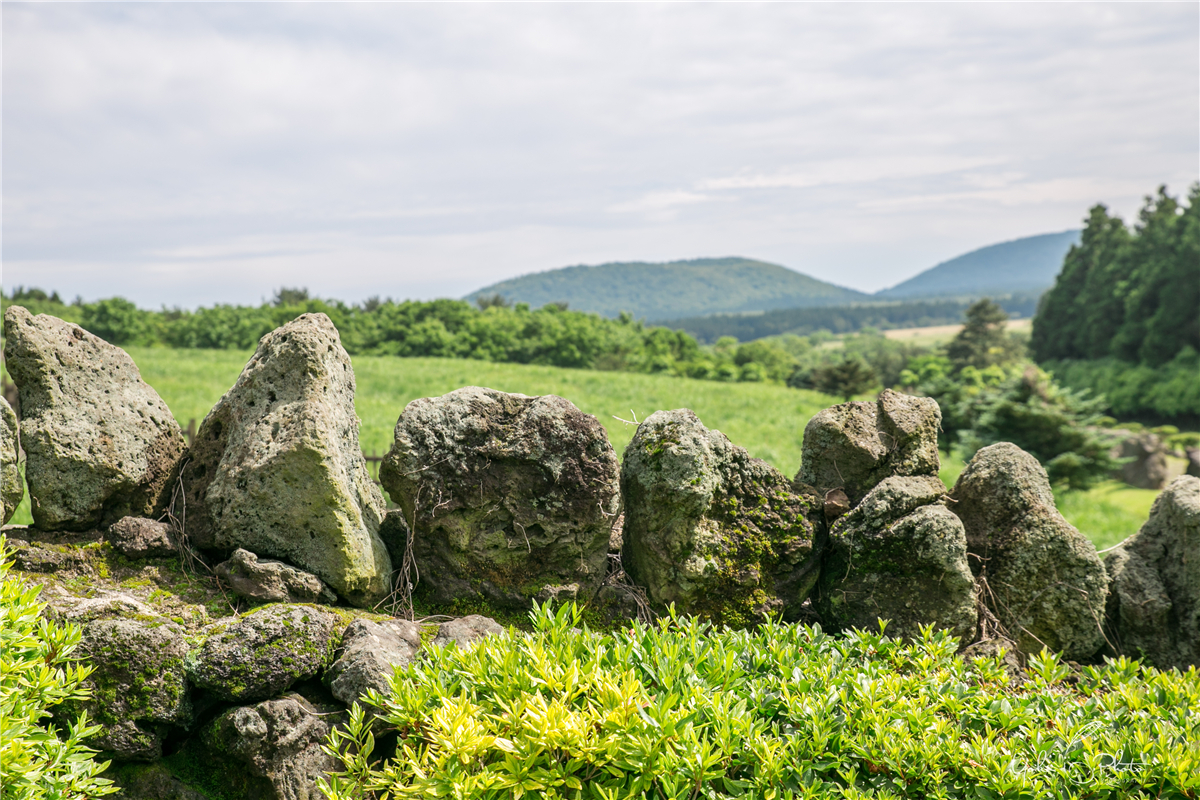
[464,257,870,320]
[875,230,1081,300]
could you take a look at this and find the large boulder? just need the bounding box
[325,618,422,707]
[951,443,1108,660]
[797,389,941,506]
[1,396,20,524]
[1104,476,1200,669]
[180,313,391,607]
[621,409,821,624]
[2,306,185,531]
[817,475,977,644]
[55,618,192,761]
[1112,432,1171,490]
[215,548,337,606]
[379,387,620,608]
[193,694,342,800]
[186,604,338,702]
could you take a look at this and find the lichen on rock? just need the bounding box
[620,409,821,625]
[380,386,620,609]
[2,306,185,531]
[185,604,338,702]
[1,396,21,524]
[215,548,337,606]
[180,313,391,607]
[1104,475,1200,670]
[325,617,422,707]
[952,442,1108,661]
[817,475,977,645]
[797,389,941,507]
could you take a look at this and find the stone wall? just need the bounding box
[3,306,1197,800]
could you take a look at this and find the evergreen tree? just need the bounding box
[946,299,1018,373]
[811,358,877,401]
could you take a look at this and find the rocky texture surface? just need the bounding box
[107,516,176,559]
[326,618,422,706]
[952,443,1108,661]
[1,396,20,525]
[186,604,338,702]
[621,409,821,624]
[3,306,185,531]
[180,313,391,607]
[1113,432,1171,490]
[216,549,337,606]
[1104,476,1200,669]
[380,386,620,608]
[1186,447,1200,479]
[110,763,211,800]
[56,618,192,761]
[797,389,941,506]
[194,694,343,800]
[817,475,977,644]
[431,614,505,650]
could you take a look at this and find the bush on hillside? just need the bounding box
[323,602,1200,800]
[0,536,115,800]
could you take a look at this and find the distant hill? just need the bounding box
[875,230,1081,300]
[463,257,869,321]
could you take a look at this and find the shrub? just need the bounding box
[0,535,115,800]
[323,602,1200,800]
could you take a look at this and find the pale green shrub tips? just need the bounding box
[323,602,1200,800]
[0,536,115,800]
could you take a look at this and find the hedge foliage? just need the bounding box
[0,536,115,800]
[323,602,1200,800]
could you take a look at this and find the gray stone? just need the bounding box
[107,516,176,559]
[621,409,821,624]
[56,618,191,762]
[1185,447,1200,479]
[2,306,185,531]
[817,475,977,644]
[797,389,941,507]
[1,396,20,525]
[380,386,620,608]
[431,614,505,650]
[186,604,338,702]
[952,443,1108,661]
[1113,432,1171,490]
[180,313,391,607]
[326,618,422,707]
[1104,476,1200,670]
[196,694,343,800]
[215,548,337,605]
[109,762,209,800]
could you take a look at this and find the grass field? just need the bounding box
[4,347,1165,549]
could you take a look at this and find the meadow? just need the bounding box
[4,348,1161,549]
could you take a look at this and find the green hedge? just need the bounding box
[323,603,1200,800]
[1044,349,1200,424]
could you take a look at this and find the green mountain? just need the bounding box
[463,257,869,321]
[875,230,1081,300]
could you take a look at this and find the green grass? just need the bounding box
[3,347,1169,551]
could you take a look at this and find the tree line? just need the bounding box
[1031,184,1199,424]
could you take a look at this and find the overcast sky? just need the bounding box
[3,2,1197,309]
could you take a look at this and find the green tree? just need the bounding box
[80,297,155,346]
[947,299,1019,374]
[0,536,115,799]
[811,358,877,401]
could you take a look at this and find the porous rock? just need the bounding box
[2,306,185,531]
[621,409,821,624]
[56,618,191,761]
[1112,431,1171,490]
[180,313,391,607]
[107,516,176,559]
[186,604,338,702]
[431,614,505,649]
[798,389,941,506]
[951,443,1108,660]
[1,396,21,524]
[109,762,209,800]
[817,475,977,644]
[1104,475,1200,669]
[195,694,343,800]
[380,386,620,608]
[326,618,422,707]
[215,548,337,606]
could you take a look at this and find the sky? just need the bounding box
[3,2,1197,309]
